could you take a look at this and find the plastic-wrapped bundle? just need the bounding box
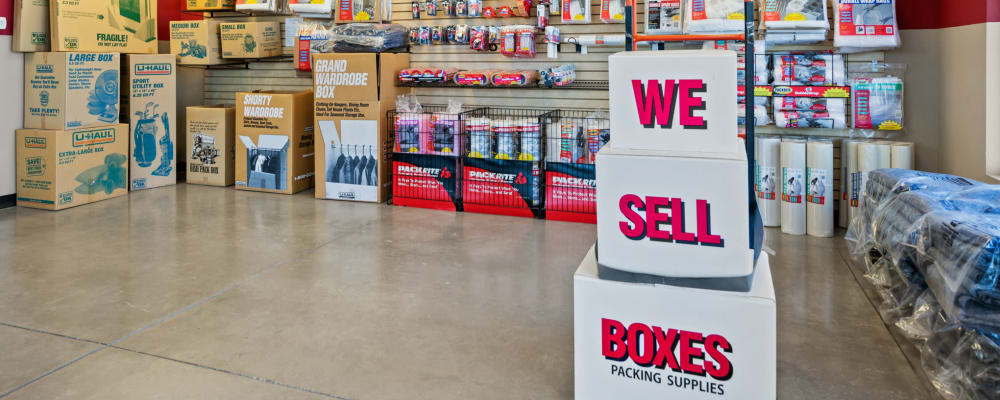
[332,23,409,53]
[864,169,982,215]
[297,23,335,72]
[774,111,847,129]
[685,0,744,34]
[738,105,771,126]
[833,0,901,52]
[773,54,847,86]
[928,328,1000,400]
[289,0,334,18]
[773,97,847,114]
[762,0,829,30]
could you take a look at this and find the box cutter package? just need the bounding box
[772,54,846,86]
[13,0,50,52]
[235,90,315,195]
[125,54,177,191]
[24,52,121,131]
[561,0,591,23]
[762,0,828,30]
[49,0,158,54]
[646,0,682,34]
[833,0,900,51]
[187,105,236,187]
[16,125,130,211]
[220,21,282,59]
[289,0,334,18]
[684,0,744,34]
[187,0,237,10]
[170,20,228,66]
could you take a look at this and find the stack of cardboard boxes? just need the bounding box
[13,0,170,210]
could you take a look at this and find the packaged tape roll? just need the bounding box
[757,136,782,227]
[807,139,835,237]
[891,142,914,169]
[844,140,862,224]
[781,138,807,235]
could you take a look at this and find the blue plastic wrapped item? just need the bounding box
[332,23,409,52]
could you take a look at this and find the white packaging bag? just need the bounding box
[237,0,290,14]
[833,0,901,51]
[762,0,829,30]
[773,97,847,114]
[774,110,847,129]
[772,54,847,86]
[562,0,592,23]
[646,0,683,34]
[685,0,744,34]
[765,30,827,45]
[289,0,334,18]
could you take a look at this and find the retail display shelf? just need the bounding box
[397,80,610,90]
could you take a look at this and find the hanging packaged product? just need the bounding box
[432,26,444,43]
[411,1,421,18]
[518,118,543,161]
[773,97,847,114]
[497,5,514,17]
[482,6,498,17]
[24,52,120,130]
[492,70,540,86]
[235,0,290,14]
[513,0,532,17]
[125,54,177,191]
[493,120,517,160]
[515,25,537,57]
[220,21,283,59]
[393,95,430,154]
[833,0,900,52]
[13,0,50,52]
[765,30,827,45]
[464,0,478,16]
[761,0,828,30]
[600,0,625,22]
[544,26,560,58]
[49,0,157,54]
[772,53,846,86]
[454,71,492,86]
[429,101,464,156]
[774,110,847,129]
[470,26,489,51]
[187,0,237,10]
[426,0,438,16]
[500,26,517,57]
[684,0,743,34]
[296,22,334,72]
[538,4,550,27]
[290,0,335,18]
[561,0,591,23]
[646,0,682,34]
[540,63,576,87]
[850,62,905,131]
[465,117,493,158]
[172,20,230,66]
[454,25,470,44]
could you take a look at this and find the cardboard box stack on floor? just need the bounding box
[235,90,315,195]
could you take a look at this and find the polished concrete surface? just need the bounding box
[0,185,934,399]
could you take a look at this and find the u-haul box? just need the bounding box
[24,52,121,131]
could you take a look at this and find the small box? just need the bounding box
[575,246,776,400]
[235,90,315,195]
[13,0,50,52]
[187,105,236,187]
[220,21,282,59]
[170,20,228,66]
[49,0,158,54]
[16,124,130,211]
[24,52,121,130]
[186,0,236,10]
[124,54,177,191]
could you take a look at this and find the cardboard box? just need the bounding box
[187,105,236,186]
[186,0,236,10]
[13,0,50,52]
[596,147,759,278]
[24,52,121,130]
[235,90,314,195]
[312,52,409,203]
[220,21,281,59]
[49,0,158,54]
[170,20,228,66]
[16,124,130,210]
[608,51,739,158]
[124,54,177,191]
[575,246,776,400]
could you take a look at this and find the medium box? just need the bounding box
[596,147,757,278]
[575,246,776,400]
[16,124,130,210]
[12,0,50,52]
[170,20,228,66]
[220,21,281,59]
[49,0,158,54]
[186,0,236,10]
[187,105,236,187]
[24,52,121,130]
[312,52,410,203]
[235,90,315,195]
[124,54,177,191]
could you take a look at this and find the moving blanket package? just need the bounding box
[187,105,236,187]
[24,52,121,130]
[13,0,50,52]
[16,124,130,211]
[49,0,158,54]
[186,0,236,10]
[170,20,228,66]
[312,52,410,203]
[235,90,315,195]
[220,21,282,59]
[124,54,177,191]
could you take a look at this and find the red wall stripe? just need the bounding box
[159,0,203,40]
[898,0,1000,30]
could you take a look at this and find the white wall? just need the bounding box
[0,36,24,197]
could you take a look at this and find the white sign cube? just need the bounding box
[609,50,739,158]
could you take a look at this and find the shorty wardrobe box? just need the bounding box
[235,90,315,195]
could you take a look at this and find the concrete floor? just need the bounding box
[0,184,935,399]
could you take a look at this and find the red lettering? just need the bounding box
[645,196,672,241]
[697,199,723,245]
[602,319,628,360]
[671,198,697,243]
[619,194,646,240]
[632,80,677,127]
[678,79,707,129]
[652,327,680,371]
[704,334,733,381]
[679,330,706,375]
[627,323,655,366]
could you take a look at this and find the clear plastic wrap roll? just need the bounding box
[839,139,850,228]
[757,136,782,227]
[844,139,863,224]
[891,142,915,170]
[781,138,807,235]
[807,139,835,237]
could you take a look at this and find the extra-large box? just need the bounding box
[13,0,50,52]
[170,20,228,66]
[186,0,236,10]
[220,21,281,59]
[187,105,236,186]
[575,246,776,400]
[312,52,410,203]
[49,0,158,54]
[24,52,121,130]
[235,90,315,195]
[16,124,130,210]
[124,54,177,191]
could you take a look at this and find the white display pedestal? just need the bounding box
[574,246,776,399]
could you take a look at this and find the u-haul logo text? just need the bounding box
[632,79,708,129]
[73,128,116,147]
[135,63,173,75]
[619,194,724,246]
[24,137,47,149]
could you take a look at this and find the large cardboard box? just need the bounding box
[220,21,281,59]
[575,246,776,400]
[235,90,315,195]
[187,105,236,186]
[186,0,236,10]
[16,124,130,210]
[49,0,158,54]
[24,52,121,130]
[312,52,409,203]
[12,0,50,52]
[170,20,228,66]
[124,54,177,191]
